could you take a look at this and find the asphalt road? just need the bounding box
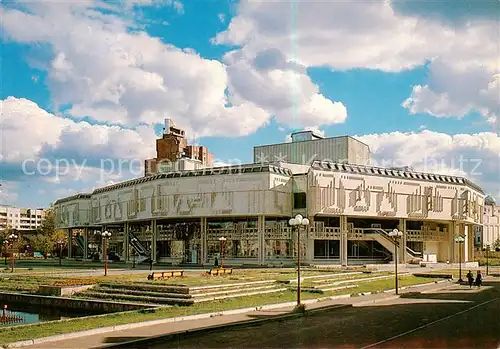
[137,279,500,349]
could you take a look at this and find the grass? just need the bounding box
[475,257,500,267]
[0,269,351,293]
[0,275,440,345]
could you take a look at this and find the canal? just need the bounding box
[0,303,105,327]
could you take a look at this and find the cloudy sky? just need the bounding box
[0,0,499,208]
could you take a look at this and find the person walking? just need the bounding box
[466,270,474,288]
[475,270,483,288]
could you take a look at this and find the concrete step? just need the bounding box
[194,287,288,303]
[82,291,194,305]
[191,284,280,298]
[94,287,192,299]
[188,280,277,294]
[99,283,190,294]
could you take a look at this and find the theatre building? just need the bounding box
[53,122,485,266]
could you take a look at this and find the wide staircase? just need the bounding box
[79,283,194,306]
[77,280,288,306]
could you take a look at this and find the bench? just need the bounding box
[147,270,184,280]
[208,268,233,276]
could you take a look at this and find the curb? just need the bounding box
[98,304,352,348]
[2,279,448,348]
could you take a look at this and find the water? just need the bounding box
[0,304,103,327]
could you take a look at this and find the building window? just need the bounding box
[293,192,307,209]
[314,240,340,259]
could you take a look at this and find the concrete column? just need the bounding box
[340,216,348,266]
[450,221,459,262]
[200,217,207,265]
[151,219,157,263]
[83,228,88,260]
[305,216,314,263]
[462,223,469,262]
[446,222,454,263]
[67,228,72,258]
[258,215,265,265]
[123,222,129,262]
[398,218,407,263]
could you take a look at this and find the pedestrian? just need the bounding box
[466,270,474,288]
[475,270,482,288]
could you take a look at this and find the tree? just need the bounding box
[38,208,55,236]
[30,234,52,258]
[493,238,500,251]
[50,229,67,245]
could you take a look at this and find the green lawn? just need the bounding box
[0,275,439,345]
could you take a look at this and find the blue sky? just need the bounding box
[0,0,499,208]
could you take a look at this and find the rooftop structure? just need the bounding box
[144,119,214,176]
[254,132,371,166]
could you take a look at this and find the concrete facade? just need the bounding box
[482,196,499,248]
[53,159,484,266]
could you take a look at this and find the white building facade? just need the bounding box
[53,159,484,266]
[0,206,46,231]
[481,196,500,248]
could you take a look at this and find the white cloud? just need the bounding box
[0,181,19,206]
[224,48,347,129]
[356,130,500,198]
[0,1,270,137]
[0,97,156,165]
[215,0,499,123]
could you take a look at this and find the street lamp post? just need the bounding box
[8,234,18,273]
[2,240,8,265]
[218,237,226,268]
[101,231,112,276]
[485,244,490,276]
[57,240,64,266]
[454,235,465,282]
[388,229,403,295]
[130,237,137,269]
[289,214,310,306]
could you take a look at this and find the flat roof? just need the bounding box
[254,135,371,152]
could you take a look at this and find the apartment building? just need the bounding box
[0,205,46,231]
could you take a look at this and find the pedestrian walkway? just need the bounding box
[22,280,456,349]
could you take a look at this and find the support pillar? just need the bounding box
[258,215,265,265]
[200,217,207,265]
[340,216,348,266]
[67,228,72,258]
[305,216,314,263]
[450,221,459,262]
[398,219,407,263]
[124,222,129,262]
[83,228,88,260]
[151,219,157,263]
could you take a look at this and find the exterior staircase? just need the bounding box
[366,229,422,261]
[128,231,152,263]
